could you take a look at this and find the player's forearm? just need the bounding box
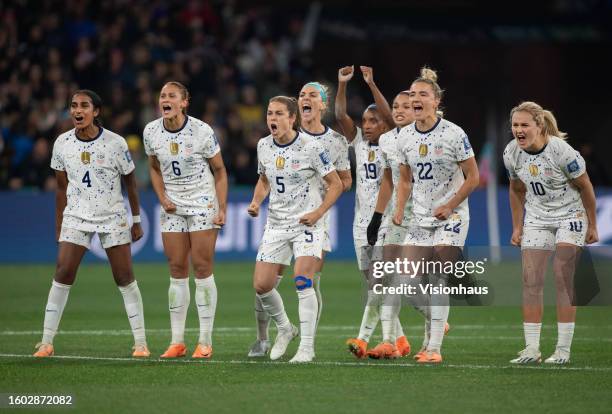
[395,179,410,216]
[55,189,67,236]
[317,174,342,216]
[366,80,394,130]
[149,166,167,202]
[251,176,270,205]
[445,175,479,211]
[578,180,597,228]
[508,187,525,230]
[123,172,141,216]
[213,166,228,212]
[338,170,352,192]
[335,82,348,120]
[374,169,393,213]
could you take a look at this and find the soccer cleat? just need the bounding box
[367,342,400,359]
[416,350,443,364]
[160,343,187,358]
[270,324,299,361]
[395,335,411,357]
[346,338,368,359]
[33,343,54,357]
[544,349,570,365]
[247,339,271,357]
[289,347,315,363]
[413,347,427,361]
[132,344,150,358]
[192,343,213,359]
[510,348,542,364]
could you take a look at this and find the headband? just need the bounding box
[305,82,327,103]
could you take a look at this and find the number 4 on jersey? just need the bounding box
[82,171,92,187]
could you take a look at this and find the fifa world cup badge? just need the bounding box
[170,142,179,155]
[419,144,428,157]
[81,151,91,164]
[276,156,285,169]
[529,164,539,176]
[368,150,375,162]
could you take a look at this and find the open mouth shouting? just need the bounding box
[301,104,312,116]
[162,104,172,116]
[412,103,424,116]
[270,123,278,134]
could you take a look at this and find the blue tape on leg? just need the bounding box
[294,275,313,291]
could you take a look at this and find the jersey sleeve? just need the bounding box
[201,125,221,159]
[558,142,586,180]
[307,141,335,178]
[143,124,154,156]
[453,130,475,162]
[502,145,519,180]
[115,137,136,175]
[50,137,65,171]
[334,134,351,171]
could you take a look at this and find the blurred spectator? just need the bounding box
[578,143,610,187]
[9,137,54,191]
[126,135,150,190]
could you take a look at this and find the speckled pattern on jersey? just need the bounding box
[398,118,474,227]
[351,128,390,241]
[379,126,412,227]
[50,127,134,233]
[143,116,220,215]
[503,136,586,227]
[257,132,335,231]
[300,125,351,247]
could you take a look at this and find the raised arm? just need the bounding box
[209,152,228,226]
[55,170,68,241]
[508,178,526,246]
[335,66,357,142]
[122,171,143,241]
[571,172,599,244]
[361,66,394,131]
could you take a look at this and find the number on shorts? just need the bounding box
[305,230,313,242]
[444,223,461,234]
[171,161,181,176]
[569,221,583,232]
[82,171,92,187]
[363,163,377,179]
[529,181,546,196]
[276,176,285,193]
[417,162,433,180]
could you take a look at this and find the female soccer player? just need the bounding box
[249,96,342,363]
[394,67,479,363]
[144,81,227,359]
[247,82,351,357]
[34,90,149,358]
[504,101,598,364]
[335,65,405,359]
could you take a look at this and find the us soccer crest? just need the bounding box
[368,150,375,162]
[529,164,539,176]
[276,156,285,169]
[81,151,91,164]
[170,142,179,155]
[419,144,428,157]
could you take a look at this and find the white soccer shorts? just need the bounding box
[59,226,131,249]
[256,226,324,265]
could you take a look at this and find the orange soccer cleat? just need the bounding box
[367,342,400,359]
[33,343,54,357]
[132,344,151,358]
[160,343,187,358]
[191,344,213,359]
[395,335,411,357]
[346,338,368,359]
[416,350,443,364]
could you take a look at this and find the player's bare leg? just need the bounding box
[160,232,191,358]
[107,243,148,357]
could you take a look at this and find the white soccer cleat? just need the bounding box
[270,324,298,361]
[510,347,542,364]
[289,347,315,363]
[247,339,271,357]
[544,349,570,365]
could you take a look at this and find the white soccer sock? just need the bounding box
[168,277,190,344]
[524,322,542,351]
[357,290,381,342]
[394,316,405,339]
[195,275,217,346]
[422,320,431,349]
[257,289,291,332]
[297,287,318,350]
[428,305,450,353]
[314,272,323,329]
[381,303,400,343]
[556,322,575,353]
[41,280,71,344]
[254,275,283,341]
[118,281,147,347]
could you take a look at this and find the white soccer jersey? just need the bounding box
[379,126,413,226]
[351,127,391,240]
[398,118,474,227]
[51,127,135,233]
[143,116,220,215]
[503,136,586,226]
[258,132,335,230]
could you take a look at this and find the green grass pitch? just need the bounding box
[1,261,611,413]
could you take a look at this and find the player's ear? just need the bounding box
[93,107,100,118]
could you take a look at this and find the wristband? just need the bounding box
[132,215,141,224]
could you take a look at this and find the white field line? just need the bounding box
[0,353,610,372]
